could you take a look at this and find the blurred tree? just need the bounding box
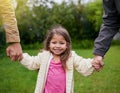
[84,0,103,32]
[14,0,103,44]
[16,0,46,44]
[80,0,103,39]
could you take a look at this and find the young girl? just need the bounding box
[20,25,96,93]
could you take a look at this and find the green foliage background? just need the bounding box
[0,0,103,46]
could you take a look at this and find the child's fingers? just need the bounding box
[92,63,103,71]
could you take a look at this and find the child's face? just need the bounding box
[49,34,67,56]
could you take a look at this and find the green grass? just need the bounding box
[74,46,120,93]
[0,46,120,93]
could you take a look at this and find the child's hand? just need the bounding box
[92,55,104,71]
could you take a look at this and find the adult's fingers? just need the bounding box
[17,54,23,61]
[6,47,11,56]
[10,51,16,61]
[10,52,23,61]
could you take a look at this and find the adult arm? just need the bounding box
[92,0,120,71]
[0,0,23,61]
[93,0,120,57]
[0,0,20,43]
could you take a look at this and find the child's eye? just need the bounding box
[60,42,65,44]
[51,42,56,44]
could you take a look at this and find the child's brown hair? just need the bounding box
[44,24,71,69]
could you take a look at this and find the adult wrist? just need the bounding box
[7,42,20,45]
[94,54,104,59]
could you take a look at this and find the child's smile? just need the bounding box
[49,34,67,56]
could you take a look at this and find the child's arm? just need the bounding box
[20,53,42,70]
[72,51,94,76]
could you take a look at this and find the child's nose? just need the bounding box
[56,43,60,47]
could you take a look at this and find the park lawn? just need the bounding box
[0,46,120,93]
[74,45,120,93]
